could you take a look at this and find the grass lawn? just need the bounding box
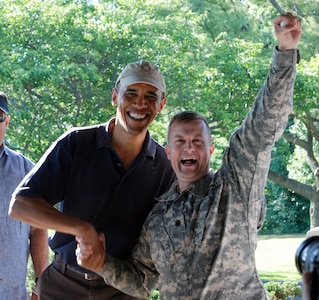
[256,234,305,281]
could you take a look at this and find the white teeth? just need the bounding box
[182,158,197,161]
[129,112,146,119]
[181,158,197,165]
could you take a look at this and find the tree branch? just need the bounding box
[268,0,285,14]
[268,169,317,200]
[283,132,307,149]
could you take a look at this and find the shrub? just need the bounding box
[149,290,160,300]
[264,281,302,300]
[148,281,302,300]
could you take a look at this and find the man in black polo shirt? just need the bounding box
[9,61,175,300]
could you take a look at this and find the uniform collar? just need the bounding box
[157,171,214,202]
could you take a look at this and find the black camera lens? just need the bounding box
[295,236,319,274]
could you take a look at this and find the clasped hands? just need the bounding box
[75,232,106,272]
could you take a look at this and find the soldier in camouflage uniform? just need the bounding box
[76,13,302,300]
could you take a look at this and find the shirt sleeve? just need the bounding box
[224,47,298,198]
[13,129,76,204]
[98,224,159,298]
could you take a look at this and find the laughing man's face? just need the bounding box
[112,83,166,135]
[165,119,214,192]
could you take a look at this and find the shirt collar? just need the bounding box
[0,143,6,158]
[157,171,214,202]
[96,118,156,159]
[187,172,213,197]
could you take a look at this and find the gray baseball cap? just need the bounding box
[115,61,166,94]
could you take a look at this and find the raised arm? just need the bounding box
[224,13,302,198]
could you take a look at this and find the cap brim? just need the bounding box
[119,75,165,93]
[0,97,9,114]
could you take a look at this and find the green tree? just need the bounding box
[188,0,319,229]
[0,0,211,159]
[1,0,318,229]
[262,137,310,234]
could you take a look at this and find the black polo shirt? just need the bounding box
[16,120,175,271]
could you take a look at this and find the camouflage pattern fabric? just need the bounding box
[98,47,299,300]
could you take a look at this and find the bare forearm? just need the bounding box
[30,227,49,277]
[10,195,105,266]
[9,195,92,236]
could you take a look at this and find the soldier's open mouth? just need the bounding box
[181,159,197,165]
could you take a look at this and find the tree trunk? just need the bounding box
[309,200,319,229]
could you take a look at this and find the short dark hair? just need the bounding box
[167,111,211,143]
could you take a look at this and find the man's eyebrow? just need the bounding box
[148,91,158,96]
[171,133,184,139]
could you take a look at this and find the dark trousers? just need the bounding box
[38,255,145,300]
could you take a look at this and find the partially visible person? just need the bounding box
[0,92,49,300]
[9,61,175,299]
[302,273,314,300]
[302,226,319,300]
[76,13,302,299]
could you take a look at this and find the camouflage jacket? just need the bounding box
[98,48,299,300]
